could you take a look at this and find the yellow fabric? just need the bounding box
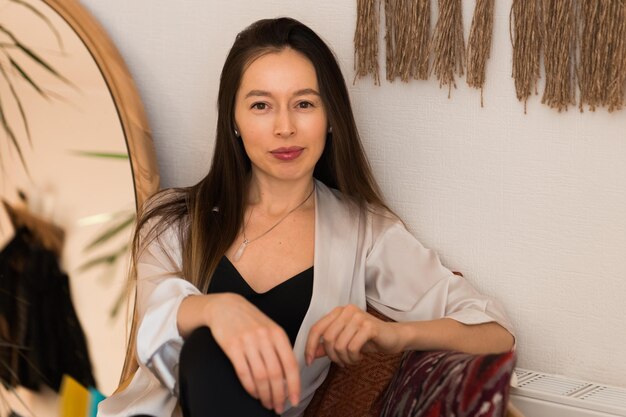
[60,375,89,417]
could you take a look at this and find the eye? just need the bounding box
[251,102,268,110]
[297,101,314,109]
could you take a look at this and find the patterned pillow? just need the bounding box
[303,307,403,417]
[380,350,516,417]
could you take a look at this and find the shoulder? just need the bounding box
[315,178,401,220]
[314,179,405,241]
[314,179,388,220]
[314,180,347,207]
[366,205,403,234]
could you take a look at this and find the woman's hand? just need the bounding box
[203,293,300,414]
[304,304,405,367]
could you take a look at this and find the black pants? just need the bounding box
[178,326,279,417]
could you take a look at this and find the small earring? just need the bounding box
[328,126,333,134]
[234,128,240,137]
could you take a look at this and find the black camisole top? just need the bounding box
[206,256,314,345]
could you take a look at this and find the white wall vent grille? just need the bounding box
[512,368,626,417]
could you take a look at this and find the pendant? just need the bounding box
[233,239,249,262]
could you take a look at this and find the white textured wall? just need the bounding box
[80,0,626,388]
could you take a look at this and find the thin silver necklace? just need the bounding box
[232,184,315,262]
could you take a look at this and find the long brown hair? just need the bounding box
[119,17,390,384]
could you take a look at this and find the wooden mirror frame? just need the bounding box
[41,0,160,209]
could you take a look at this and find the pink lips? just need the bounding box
[270,146,304,161]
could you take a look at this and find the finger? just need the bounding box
[347,328,373,363]
[333,322,360,365]
[305,307,342,364]
[321,335,342,366]
[320,318,348,366]
[245,343,273,410]
[314,344,326,359]
[227,346,258,399]
[362,340,377,353]
[322,342,342,367]
[305,308,342,363]
[272,329,301,407]
[259,336,287,414]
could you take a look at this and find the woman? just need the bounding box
[98,17,514,417]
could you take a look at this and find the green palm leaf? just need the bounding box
[0,24,73,87]
[0,10,69,177]
[77,243,129,272]
[9,0,64,51]
[109,286,128,319]
[9,56,46,97]
[83,213,134,252]
[0,62,32,145]
[0,93,30,177]
[71,150,129,159]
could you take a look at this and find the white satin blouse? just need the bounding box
[98,180,514,417]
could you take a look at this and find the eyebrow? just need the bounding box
[244,88,321,99]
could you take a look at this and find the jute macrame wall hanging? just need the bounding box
[354,0,626,112]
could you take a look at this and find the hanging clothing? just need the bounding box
[0,226,96,392]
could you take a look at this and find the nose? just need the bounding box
[274,108,295,138]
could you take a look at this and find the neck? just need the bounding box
[247,174,315,217]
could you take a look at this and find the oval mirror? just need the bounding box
[0,0,158,413]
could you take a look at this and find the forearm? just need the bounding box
[397,318,514,355]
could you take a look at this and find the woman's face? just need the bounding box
[234,48,327,185]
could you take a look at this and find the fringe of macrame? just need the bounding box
[354,0,381,85]
[355,0,626,113]
[431,0,465,96]
[510,0,542,113]
[384,0,399,81]
[541,0,577,111]
[466,0,495,106]
[390,0,431,82]
[607,2,626,112]
[412,0,431,80]
[579,1,626,112]
[579,1,609,111]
